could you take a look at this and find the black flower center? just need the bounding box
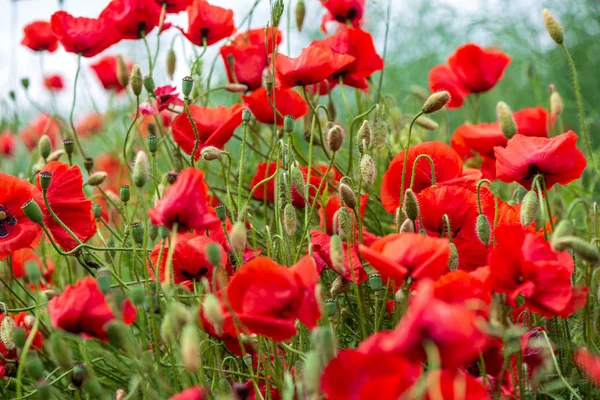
[181,267,209,281]
[0,205,17,238]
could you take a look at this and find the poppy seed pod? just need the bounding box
[116,55,129,88]
[330,275,349,297]
[497,101,517,139]
[148,134,158,154]
[295,0,306,32]
[368,273,383,291]
[120,185,131,203]
[201,146,221,161]
[415,115,439,131]
[356,120,372,154]
[230,221,247,252]
[180,323,201,373]
[422,91,450,114]
[39,171,52,191]
[360,155,376,186]
[167,49,176,80]
[242,108,252,123]
[143,75,156,95]
[283,203,297,236]
[520,190,539,226]
[130,222,144,245]
[326,125,345,152]
[130,284,145,307]
[182,76,194,98]
[87,172,107,187]
[84,157,94,174]
[284,114,295,133]
[476,214,491,245]
[203,294,224,335]
[130,65,143,96]
[133,151,149,188]
[21,199,44,224]
[329,235,346,276]
[550,92,563,116]
[542,9,564,44]
[324,299,337,317]
[63,138,74,155]
[553,236,600,262]
[38,135,52,160]
[215,204,227,222]
[403,189,420,221]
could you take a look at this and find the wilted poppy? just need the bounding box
[21,21,59,52]
[148,167,220,231]
[171,104,244,158]
[43,74,65,92]
[242,87,308,126]
[495,131,586,190]
[0,131,16,157]
[180,0,235,46]
[0,173,43,260]
[90,55,132,92]
[574,348,600,387]
[19,113,61,150]
[319,0,365,33]
[51,11,120,57]
[100,0,162,40]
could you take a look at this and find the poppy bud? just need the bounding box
[206,243,222,267]
[368,273,383,291]
[203,294,224,335]
[303,129,322,145]
[215,204,227,222]
[182,76,194,98]
[422,91,450,114]
[476,214,491,245]
[0,316,16,351]
[371,117,389,149]
[295,0,306,31]
[143,75,156,94]
[97,267,112,294]
[120,185,131,203]
[130,284,145,307]
[410,85,429,101]
[63,138,74,155]
[39,171,52,191]
[49,333,73,370]
[242,108,252,123]
[148,134,158,154]
[47,149,65,162]
[83,378,103,398]
[360,155,376,186]
[130,222,144,245]
[284,115,295,133]
[71,364,88,388]
[167,49,177,80]
[335,207,352,241]
[84,157,94,174]
[326,125,345,152]
[283,203,297,236]
[327,96,336,121]
[415,116,439,131]
[130,65,143,96]
[550,91,563,116]
[31,163,44,176]
[311,326,337,365]
[230,221,247,252]
[87,172,107,187]
[265,73,274,93]
[224,83,249,93]
[201,146,221,161]
[133,151,149,188]
[497,101,517,139]
[21,78,30,90]
[551,219,573,243]
[520,190,539,226]
[542,9,564,44]
[12,327,26,349]
[25,357,44,381]
[38,135,52,160]
[290,165,305,197]
[400,218,414,233]
[329,235,346,276]
[116,55,129,88]
[553,236,600,262]
[339,183,356,210]
[395,208,408,228]
[25,261,41,285]
[21,199,44,224]
[180,323,200,373]
[356,120,372,154]
[448,242,459,270]
[403,189,419,221]
[303,351,323,396]
[161,302,190,342]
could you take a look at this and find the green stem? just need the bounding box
[69,54,86,158]
[397,112,424,232]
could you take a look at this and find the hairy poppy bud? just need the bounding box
[395,208,408,228]
[520,190,539,226]
[201,146,221,161]
[415,116,439,131]
[87,172,107,187]
[63,138,74,155]
[497,101,517,139]
[335,207,352,241]
[311,326,337,365]
[284,115,295,133]
[283,203,297,236]
[339,183,356,209]
[120,185,131,203]
[550,91,563,116]
[422,91,450,114]
[21,199,44,224]
[167,49,177,80]
[181,323,200,373]
[542,9,564,45]
[0,316,16,351]
[49,333,73,370]
[330,276,349,299]
[230,221,247,252]
[360,155,376,186]
[368,273,383,291]
[203,294,224,336]
[12,327,26,349]
[327,96,337,121]
[25,357,44,381]
[148,134,158,154]
[130,284,145,307]
[205,243,222,267]
[295,0,306,31]
[303,351,323,396]
[47,149,65,162]
[130,222,144,245]
[143,75,156,94]
[39,171,52,191]
[410,85,429,101]
[326,125,345,152]
[133,151,149,188]
[551,219,573,243]
[290,165,305,197]
[116,55,129,88]
[97,267,112,294]
[130,65,143,96]
[242,108,252,123]
[161,302,190,343]
[356,120,371,154]
[553,236,600,262]
[448,242,459,270]
[371,117,389,149]
[403,189,419,221]
[38,135,52,160]
[400,218,414,233]
[476,214,491,245]
[224,83,248,93]
[329,235,346,276]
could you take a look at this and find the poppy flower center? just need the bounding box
[200,28,210,39]
[0,205,17,238]
[181,267,209,281]
[524,164,542,181]
[334,7,357,23]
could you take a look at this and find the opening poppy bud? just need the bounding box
[339,183,356,210]
[283,203,297,236]
[25,261,41,285]
[290,165,305,197]
[283,115,295,133]
[326,125,345,152]
[21,78,30,90]
[329,235,346,276]
[133,151,149,188]
[422,91,450,114]
[448,242,459,270]
[475,214,491,246]
[143,75,156,95]
[97,267,112,294]
[520,190,539,226]
[550,92,563,116]
[201,146,221,161]
[63,138,74,155]
[311,326,337,365]
[203,294,224,336]
[496,101,517,139]
[49,333,73,370]
[542,9,564,44]
[415,116,439,131]
[25,357,44,381]
[180,323,201,373]
[403,189,420,221]
[230,222,247,253]
[130,222,144,245]
[295,0,306,31]
[120,185,131,203]
[47,149,65,162]
[368,273,383,291]
[38,135,52,160]
[148,134,158,154]
[324,299,336,317]
[551,219,573,243]
[116,55,129,88]
[205,243,222,267]
[84,157,94,174]
[356,120,372,154]
[39,171,52,191]
[395,208,408,228]
[21,199,44,225]
[215,204,227,223]
[553,236,600,262]
[360,155,376,186]
[167,49,177,80]
[400,218,415,233]
[181,76,194,98]
[87,172,107,187]
[12,327,26,349]
[242,108,252,123]
[0,316,16,351]
[83,378,103,398]
[130,65,143,96]
[224,83,248,93]
[335,207,352,241]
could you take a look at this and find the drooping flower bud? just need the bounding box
[133,151,149,188]
[520,190,539,226]
[496,101,517,139]
[329,235,346,276]
[326,125,345,152]
[25,357,44,381]
[47,149,65,162]
[180,323,200,373]
[87,172,107,187]
[167,49,177,80]
[205,243,222,267]
[130,65,143,96]
[339,182,356,209]
[130,222,144,245]
[21,199,44,224]
[201,146,221,161]
[335,207,352,241]
[96,267,112,294]
[356,120,371,154]
[311,326,337,366]
[371,117,389,149]
[542,9,564,45]
[422,91,450,114]
[415,116,439,131]
[476,214,491,245]
[116,55,129,88]
[283,203,297,236]
[550,91,563,116]
[395,208,408,227]
[12,327,26,349]
[360,155,376,186]
[203,294,224,335]
[290,165,305,197]
[400,218,414,233]
[161,302,190,343]
[403,189,419,221]
[84,378,103,398]
[224,83,248,93]
[143,75,156,94]
[551,219,573,243]
[130,284,145,307]
[295,0,306,32]
[38,135,52,160]
[330,275,349,297]
[553,236,600,262]
[230,221,247,252]
[303,351,322,396]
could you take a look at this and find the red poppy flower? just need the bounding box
[428,64,471,109]
[95,152,129,193]
[312,28,383,90]
[225,256,320,341]
[11,248,54,288]
[0,131,16,157]
[76,113,104,138]
[147,232,227,288]
[380,141,481,214]
[321,349,421,400]
[574,348,600,387]
[489,224,584,317]
[307,80,338,96]
[137,110,174,136]
[48,277,136,341]
[319,194,368,235]
[51,11,120,57]
[0,174,43,260]
[495,131,586,190]
[424,370,488,400]
[319,0,365,33]
[169,386,209,400]
[242,87,308,126]
[433,267,491,317]
[90,55,132,92]
[180,0,235,46]
[148,167,220,231]
[155,85,184,111]
[171,104,244,159]
[21,21,59,52]
[360,233,450,284]
[19,113,60,150]
[43,74,65,92]
[274,43,356,89]
[156,0,193,13]
[37,162,96,252]
[100,0,162,40]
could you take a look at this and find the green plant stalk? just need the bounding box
[15,307,40,399]
[184,97,201,167]
[69,54,87,158]
[398,111,424,232]
[237,121,249,221]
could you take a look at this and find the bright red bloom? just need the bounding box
[21,21,58,52]
[489,224,585,317]
[148,167,220,231]
[307,80,338,96]
[76,113,104,138]
[495,131,586,190]
[359,233,450,284]
[19,113,60,150]
[574,348,600,387]
[319,0,365,33]
[155,85,184,110]
[180,0,235,46]
[11,248,54,288]
[43,74,65,92]
[100,0,162,40]
[380,141,481,214]
[321,349,421,400]
[156,0,193,13]
[424,370,488,400]
[51,11,120,57]
[171,104,244,159]
[48,277,136,341]
[90,55,132,92]
[274,43,355,89]
[0,174,43,260]
[0,131,16,157]
[225,256,321,341]
[433,267,491,317]
[242,87,308,126]
[312,28,383,90]
[169,386,209,400]
[428,64,471,109]
[319,194,368,235]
